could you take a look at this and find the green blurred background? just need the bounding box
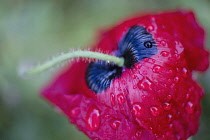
[0,0,210,140]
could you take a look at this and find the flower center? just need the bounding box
[86,25,157,93]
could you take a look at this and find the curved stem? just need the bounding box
[26,50,124,75]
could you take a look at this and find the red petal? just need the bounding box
[41,10,209,140]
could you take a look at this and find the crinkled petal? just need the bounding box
[41,10,209,140]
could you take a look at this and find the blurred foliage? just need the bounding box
[0,0,210,140]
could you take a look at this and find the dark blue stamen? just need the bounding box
[86,25,157,93]
[86,61,122,93]
[118,25,157,68]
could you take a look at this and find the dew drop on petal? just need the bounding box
[138,79,153,91]
[163,103,172,110]
[104,114,110,119]
[136,63,142,69]
[150,106,160,116]
[110,92,115,106]
[182,67,188,78]
[185,101,194,114]
[118,87,123,91]
[69,107,80,117]
[169,123,173,129]
[153,65,163,73]
[110,119,121,130]
[168,69,173,74]
[160,40,166,46]
[135,129,143,138]
[132,103,143,117]
[142,95,146,99]
[132,74,137,79]
[157,90,161,94]
[161,51,169,57]
[167,114,173,122]
[174,77,180,83]
[167,79,172,83]
[149,126,153,130]
[86,106,101,131]
[121,80,126,85]
[144,58,149,62]
[147,25,154,32]
[117,93,126,104]
[151,59,156,63]
[170,84,175,89]
[174,54,180,59]
[166,95,172,101]
[142,70,147,75]
[133,85,137,89]
[186,93,190,100]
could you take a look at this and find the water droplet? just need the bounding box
[170,84,175,89]
[144,58,149,62]
[185,101,194,114]
[153,65,163,73]
[149,126,153,130]
[186,93,190,100]
[142,70,147,75]
[142,95,146,99]
[104,114,110,119]
[163,84,167,89]
[160,40,166,46]
[188,87,195,93]
[167,114,173,122]
[117,93,126,104]
[169,123,173,129]
[69,107,80,117]
[161,51,169,57]
[166,95,172,101]
[168,69,173,74]
[135,129,142,138]
[110,119,121,130]
[150,106,160,116]
[167,79,172,83]
[163,103,171,110]
[110,92,115,106]
[147,25,154,32]
[174,40,179,45]
[151,59,156,63]
[174,77,180,83]
[136,63,142,69]
[118,87,123,91]
[132,103,143,117]
[182,68,188,77]
[132,74,137,79]
[121,80,126,85]
[133,84,138,89]
[138,78,153,91]
[157,90,161,93]
[176,67,180,72]
[174,54,180,59]
[86,106,101,131]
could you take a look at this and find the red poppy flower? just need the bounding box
[41,10,209,140]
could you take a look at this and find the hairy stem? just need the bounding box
[26,50,124,75]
